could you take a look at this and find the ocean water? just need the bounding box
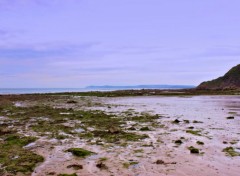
[0,88,88,94]
[0,86,195,95]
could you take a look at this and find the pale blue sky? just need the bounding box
[0,0,239,88]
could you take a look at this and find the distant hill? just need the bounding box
[197,64,240,90]
[86,85,195,90]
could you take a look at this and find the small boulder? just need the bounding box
[156,160,165,164]
[67,164,83,170]
[173,119,180,124]
[96,162,108,170]
[108,126,120,134]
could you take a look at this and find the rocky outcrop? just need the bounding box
[197,64,240,90]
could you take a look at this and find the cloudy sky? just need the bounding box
[0,0,239,88]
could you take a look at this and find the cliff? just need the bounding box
[197,64,240,90]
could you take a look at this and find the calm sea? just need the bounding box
[0,88,89,94]
[0,86,195,95]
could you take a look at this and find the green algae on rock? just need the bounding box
[188,146,200,154]
[66,148,95,158]
[0,135,44,174]
[222,147,240,157]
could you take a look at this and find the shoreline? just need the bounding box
[0,88,240,96]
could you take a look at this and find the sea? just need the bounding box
[0,88,89,95]
[0,85,195,95]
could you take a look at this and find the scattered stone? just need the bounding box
[230,140,238,145]
[0,128,13,135]
[140,127,150,131]
[193,120,203,123]
[67,164,83,170]
[196,141,204,145]
[67,100,78,104]
[183,120,190,123]
[188,146,200,154]
[155,160,177,165]
[96,162,108,170]
[156,160,165,164]
[128,126,136,130]
[108,126,121,134]
[175,140,183,144]
[173,119,181,124]
[186,130,202,136]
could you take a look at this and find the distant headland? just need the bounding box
[86,85,195,90]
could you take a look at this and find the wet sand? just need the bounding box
[31,96,240,176]
[1,95,240,176]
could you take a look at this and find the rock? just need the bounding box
[140,127,150,131]
[108,126,120,134]
[127,126,136,130]
[67,164,83,170]
[188,146,200,154]
[173,119,180,123]
[47,172,56,175]
[96,162,108,170]
[67,100,78,104]
[156,160,165,164]
[175,140,183,144]
[183,120,190,123]
[226,116,234,119]
[0,128,13,135]
[196,141,204,145]
[155,160,177,165]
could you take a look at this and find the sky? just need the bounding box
[0,0,239,88]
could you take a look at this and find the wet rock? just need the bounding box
[175,140,183,144]
[196,141,204,145]
[173,119,180,124]
[156,160,165,164]
[66,148,95,158]
[67,100,78,104]
[67,164,83,170]
[108,126,120,134]
[127,126,136,130]
[140,127,150,131]
[193,120,203,123]
[155,160,177,165]
[183,120,190,123]
[96,162,108,170]
[0,128,13,135]
[222,146,240,157]
[188,146,200,154]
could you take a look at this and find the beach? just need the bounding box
[0,93,239,176]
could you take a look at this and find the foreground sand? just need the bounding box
[0,95,240,176]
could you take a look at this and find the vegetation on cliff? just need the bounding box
[197,64,240,90]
